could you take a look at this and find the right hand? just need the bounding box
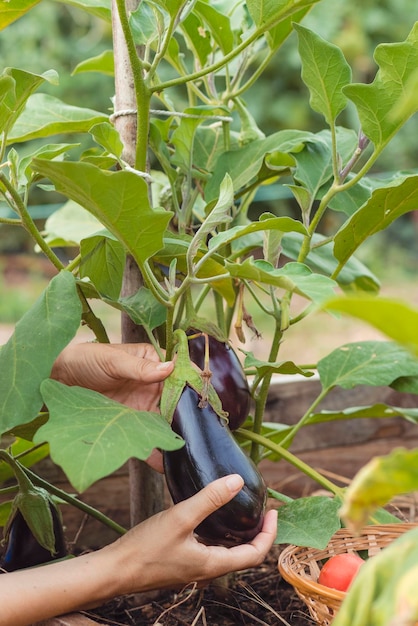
[105,474,277,595]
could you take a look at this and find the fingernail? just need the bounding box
[225,474,244,492]
[156,361,173,370]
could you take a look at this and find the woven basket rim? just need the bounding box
[277,522,418,602]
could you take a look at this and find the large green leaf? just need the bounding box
[324,296,418,357]
[246,0,320,30]
[282,232,380,293]
[0,272,81,434]
[307,404,418,426]
[32,160,173,266]
[333,175,418,269]
[37,380,184,492]
[294,23,352,124]
[276,496,341,549]
[0,68,58,137]
[205,129,313,202]
[7,93,107,143]
[344,22,418,150]
[318,341,418,392]
[0,0,40,29]
[72,50,115,77]
[43,200,104,247]
[226,258,337,305]
[80,233,125,300]
[194,1,234,54]
[340,447,418,531]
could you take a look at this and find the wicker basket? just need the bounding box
[278,523,417,626]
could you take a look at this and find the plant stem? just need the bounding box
[237,428,344,497]
[76,285,110,343]
[150,4,310,94]
[250,320,282,462]
[25,466,127,536]
[0,172,65,272]
[279,386,330,449]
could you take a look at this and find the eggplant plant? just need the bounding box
[1,1,418,617]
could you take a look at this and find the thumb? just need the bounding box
[178,475,244,531]
[133,358,174,383]
[112,352,174,383]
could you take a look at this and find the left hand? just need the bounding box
[51,343,174,472]
[51,342,173,412]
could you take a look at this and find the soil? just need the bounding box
[83,546,314,626]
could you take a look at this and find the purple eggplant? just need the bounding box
[187,331,251,430]
[0,506,67,572]
[163,384,266,546]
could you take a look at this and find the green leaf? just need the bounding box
[246,0,320,29]
[194,0,234,54]
[154,234,236,306]
[344,22,418,150]
[318,341,418,393]
[119,287,167,331]
[0,0,40,29]
[0,438,49,483]
[307,404,418,426]
[324,296,418,357]
[36,380,184,492]
[282,232,380,293]
[205,129,313,202]
[50,0,111,21]
[187,173,234,266]
[294,23,351,124]
[72,50,115,76]
[292,137,333,195]
[80,233,125,299]
[226,258,337,305]
[7,93,107,144]
[130,0,168,47]
[31,160,173,265]
[243,351,314,378]
[0,272,82,435]
[266,7,310,51]
[340,447,418,532]
[276,496,341,549]
[160,329,227,424]
[208,215,307,254]
[171,105,230,176]
[0,68,58,136]
[334,175,418,268]
[43,200,104,247]
[89,122,123,158]
[19,143,80,184]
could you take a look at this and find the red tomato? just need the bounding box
[318,553,364,592]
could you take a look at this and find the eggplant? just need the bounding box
[163,384,266,546]
[0,505,67,572]
[187,331,251,430]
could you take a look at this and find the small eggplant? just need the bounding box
[163,384,266,546]
[187,331,251,430]
[0,505,67,572]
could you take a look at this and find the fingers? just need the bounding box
[174,474,245,532]
[109,349,174,383]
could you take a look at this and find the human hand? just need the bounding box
[51,342,173,472]
[51,342,174,412]
[106,474,278,594]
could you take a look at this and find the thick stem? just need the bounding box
[250,320,283,462]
